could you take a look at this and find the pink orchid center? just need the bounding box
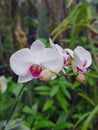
[29,64,42,78]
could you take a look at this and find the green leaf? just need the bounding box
[31,102,39,115]
[34,85,50,91]
[78,92,95,106]
[37,91,50,96]
[85,71,98,78]
[18,125,30,130]
[11,83,24,97]
[6,77,12,83]
[34,120,55,129]
[82,105,98,130]
[61,86,71,99]
[54,122,73,130]
[66,0,73,8]
[87,6,92,20]
[70,6,87,48]
[34,85,50,95]
[72,81,80,89]
[59,77,72,88]
[43,99,54,111]
[50,85,59,97]
[73,112,90,129]
[51,3,82,36]
[56,90,68,112]
[0,119,30,130]
[22,106,33,115]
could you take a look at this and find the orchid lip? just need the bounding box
[29,64,42,78]
[77,66,87,73]
[77,67,84,73]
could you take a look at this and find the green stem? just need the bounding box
[50,70,61,77]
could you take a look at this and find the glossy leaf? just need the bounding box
[34,120,55,129]
[56,90,68,112]
[43,99,54,111]
[50,85,59,97]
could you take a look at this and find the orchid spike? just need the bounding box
[10,40,63,83]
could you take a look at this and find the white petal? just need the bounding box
[55,44,64,55]
[40,48,63,73]
[74,46,92,68]
[10,48,34,76]
[73,51,83,69]
[18,72,33,83]
[65,48,74,58]
[49,38,55,49]
[31,40,45,63]
[49,38,63,55]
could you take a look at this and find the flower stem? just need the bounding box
[50,70,61,77]
[2,84,26,130]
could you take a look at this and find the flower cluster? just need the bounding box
[10,38,92,83]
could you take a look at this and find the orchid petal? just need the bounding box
[74,46,92,68]
[10,48,34,76]
[31,40,45,63]
[49,38,55,49]
[73,51,83,69]
[18,72,33,83]
[65,48,74,58]
[41,48,63,73]
[49,38,64,55]
[55,44,64,55]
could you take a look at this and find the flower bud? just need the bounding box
[76,73,86,83]
[39,69,52,82]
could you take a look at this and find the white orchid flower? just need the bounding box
[49,38,70,66]
[65,46,92,73]
[10,40,63,83]
[0,76,7,93]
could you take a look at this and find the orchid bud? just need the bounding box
[39,69,52,82]
[76,73,86,83]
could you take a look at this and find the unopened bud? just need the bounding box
[39,69,51,82]
[76,73,86,83]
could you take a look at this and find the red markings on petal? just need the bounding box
[29,64,42,78]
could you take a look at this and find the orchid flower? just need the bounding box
[10,40,63,83]
[49,38,70,67]
[65,46,92,73]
